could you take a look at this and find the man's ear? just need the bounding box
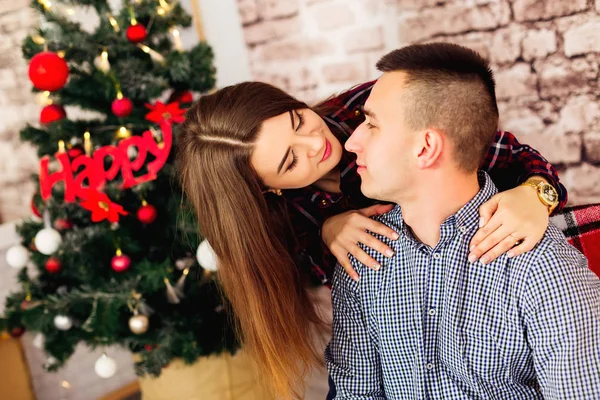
[416,129,443,169]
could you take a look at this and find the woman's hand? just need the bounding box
[322,204,398,282]
[469,185,549,264]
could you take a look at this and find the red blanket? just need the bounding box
[552,203,600,278]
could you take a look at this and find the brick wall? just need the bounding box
[0,0,40,223]
[237,0,600,204]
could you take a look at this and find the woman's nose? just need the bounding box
[299,134,323,158]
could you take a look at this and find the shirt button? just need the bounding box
[428,308,437,316]
[459,226,467,234]
[354,109,361,116]
[426,362,434,370]
[433,253,441,260]
[319,199,329,208]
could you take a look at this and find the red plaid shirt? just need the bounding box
[282,81,600,285]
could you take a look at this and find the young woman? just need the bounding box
[176,81,567,398]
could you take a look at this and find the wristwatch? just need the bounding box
[521,178,559,215]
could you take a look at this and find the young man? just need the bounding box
[325,43,600,399]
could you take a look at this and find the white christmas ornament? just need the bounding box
[6,245,30,268]
[95,354,117,378]
[33,333,45,349]
[53,314,72,331]
[196,239,218,271]
[34,228,62,255]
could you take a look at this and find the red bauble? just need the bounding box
[127,24,147,43]
[28,52,69,91]
[54,218,73,231]
[10,326,25,338]
[112,97,133,118]
[171,90,193,104]
[137,203,157,224]
[45,257,62,274]
[40,104,66,124]
[68,147,84,159]
[20,300,31,310]
[111,254,131,272]
[31,198,42,218]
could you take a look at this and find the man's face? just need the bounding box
[345,71,418,202]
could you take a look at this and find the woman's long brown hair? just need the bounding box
[177,82,328,398]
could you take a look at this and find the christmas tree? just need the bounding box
[0,0,238,378]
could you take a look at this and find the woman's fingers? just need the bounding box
[347,243,382,271]
[337,255,359,282]
[507,237,535,258]
[477,234,520,264]
[469,214,503,260]
[359,232,395,258]
[365,218,400,241]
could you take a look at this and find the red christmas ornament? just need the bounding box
[20,300,31,310]
[31,197,42,218]
[45,257,62,274]
[137,202,157,224]
[40,104,66,124]
[28,51,69,91]
[111,252,131,273]
[112,97,133,118]
[10,326,26,338]
[54,218,73,231]
[144,344,158,351]
[127,23,147,43]
[68,146,84,159]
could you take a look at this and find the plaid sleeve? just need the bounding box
[482,130,568,214]
[523,238,600,399]
[325,263,386,399]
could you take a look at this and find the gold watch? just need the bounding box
[521,178,559,215]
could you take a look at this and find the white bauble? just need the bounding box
[34,228,62,255]
[32,333,45,349]
[95,354,117,378]
[6,245,30,268]
[196,239,218,271]
[53,314,72,331]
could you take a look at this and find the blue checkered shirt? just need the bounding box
[325,172,600,399]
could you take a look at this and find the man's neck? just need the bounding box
[397,170,480,247]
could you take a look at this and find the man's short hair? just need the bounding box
[376,42,499,172]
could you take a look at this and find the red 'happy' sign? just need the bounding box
[39,122,173,202]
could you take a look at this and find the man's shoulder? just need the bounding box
[509,222,590,288]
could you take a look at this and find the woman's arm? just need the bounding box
[482,130,567,213]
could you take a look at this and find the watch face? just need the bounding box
[541,184,558,203]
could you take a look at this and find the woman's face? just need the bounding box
[251,108,343,190]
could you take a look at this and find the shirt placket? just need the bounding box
[423,230,451,399]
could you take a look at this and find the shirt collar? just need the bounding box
[383,171,498,247]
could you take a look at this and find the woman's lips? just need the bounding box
[320,139,332,162]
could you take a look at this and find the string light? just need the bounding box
[95,49,111,73]
[58,140,66,153]
[170,28,183,51]
[106,13,120,32]
[116,126,132,139]
[37,91,52,106]
[137,44,165,64]
[32,34,46,45]
[84,131,92,155]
